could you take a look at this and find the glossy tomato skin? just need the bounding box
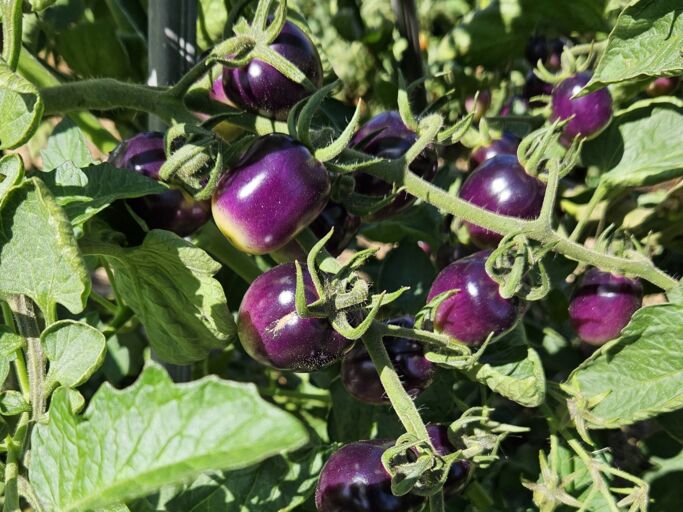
[237,263,352,371]
[315,440,425,512]
[427,425,473,496]
[469,133,519,169]
[427,250,521,346]
[568,269,643,345]
[212,134,330,254]
[551,72,613,142]
[108,132,211,237]
[459,154,545,247]
[310,201,361,256]
[222,20,323,120]
[341,317,434,404]
[351,111,437,220]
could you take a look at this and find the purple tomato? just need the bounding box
[237,262,353,371]
[427,250,521,346]
[551,72,613,142]
[310,201,361,256]
[108,132,211,237]
[465,89,491,121]
[646,76,680,97]
[315,440,425,512]
[426,424,472,496]
[351,111,437,220]
[568,269,643,345]
[222,20,323,120]
[459,155,545,247]
[469,133,519,169]
[523,72,553,107]
[341,317,434,405]
[212,134,330,254]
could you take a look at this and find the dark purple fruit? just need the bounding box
[646,76,680,97]
[523,72,553,107]
[469,133,519,169]
[426,424,472,496]
[525,36,566,70]
[341,317,434,404]
[237,262,352,371]
[212,134,330,254]
[459,154,545,247]
[465,90,491,121]
[568,268,643,345]
[310,201,361,256]
[315,440,425,512]
[551,72,613,142]
[108,132,211,237]
[222,20,323,120]
[351,111,437,220]
[427,250,521,346]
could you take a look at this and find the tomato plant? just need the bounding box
[0,0,682,511]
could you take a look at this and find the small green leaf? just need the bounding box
[0,154,24,199]
[0,178,90,314]
[42,320,106,390]
[41,118,94,171]
[83,230,236,364]
[41,162,167,226]
[0,390,30,415]
[583,102,683,189]
[465,324,546,407]
[565,303,683,429]
[0,60,44,149]
[30,364,308,512]
[0,326,24,358]
[584,0,683,93]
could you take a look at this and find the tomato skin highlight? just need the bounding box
[427,250,522,346]
[212,134,330,255]
[315,440,426,512]
[341,317,434,405]
[459,154,545,247]
[568,268,643,345]
[469,133,519,169]
[237,263,353,371]
[351,111,438,220]
[108,132,211,237]
[222,20,323,121]
[551,72,613,142]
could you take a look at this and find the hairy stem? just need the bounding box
[362,325,429,440]
[569,184,608,242]
[7,296,45,421]
[3,412,29,512]
[1,302,29,400]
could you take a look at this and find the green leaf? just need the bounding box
[584,0,683,93]
[0,326,24,358]
[150,446,329,512]
[30,364,308,512]
[42,320,106,390]
[197,0,230,50]
[0,154,24,199]
[464,324,546,407]
[565,303,683,429]
[83,230,236,364]
[0,60,44,149]
[41,162,167,226]
[0,178,90,314]
[41,118,94,171]
[583,102,683,189]
[0,390,30,415]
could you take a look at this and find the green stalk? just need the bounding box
[429,491,446,512]
[1,302,29,400]
[569,184,608,242]
[192,222,262,283]
[362,325,429,440]
[2,413,29,512]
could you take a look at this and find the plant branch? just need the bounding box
[2,412,29,512]
[569,184,608,242]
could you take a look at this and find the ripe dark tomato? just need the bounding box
[469,133,519,169]
[237,262,353,371]
[551,72,613,143]
[426,424,472,496]
[646,76,680,97]
[108,132,211,237]
[222,20,323,120]
[523,72,553,107]
[525,36,566,70]
[212,134,330,255]
[341,317,434,404]
[427,250,522,346]
[351,111,437,220]
[310,201,361,256]
[465,89,491,121]
[315,440,425,512]
[459,154,545,247]
[568,268,643,345]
